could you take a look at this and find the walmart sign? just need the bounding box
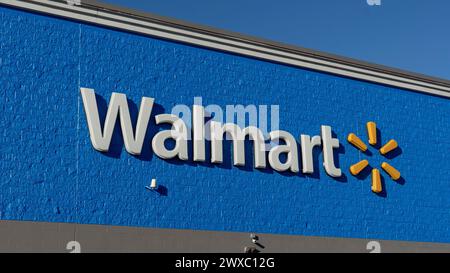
[80,88,401,194]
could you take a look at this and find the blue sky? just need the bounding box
[102,0,450,80]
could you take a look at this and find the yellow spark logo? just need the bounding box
[347,122,401,194]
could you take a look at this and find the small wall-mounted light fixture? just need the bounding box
[250,233,259,244]
[145,178,158,191]
[244,234,264,253]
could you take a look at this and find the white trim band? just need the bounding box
[1,0,450,98]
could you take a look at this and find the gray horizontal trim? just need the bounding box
[1,0,450,98]
[1,220,450,253]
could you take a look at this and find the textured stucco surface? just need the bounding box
[1,6,450,243]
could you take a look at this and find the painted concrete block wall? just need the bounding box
[1,6,450,243]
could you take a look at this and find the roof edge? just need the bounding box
[2,0,450,98]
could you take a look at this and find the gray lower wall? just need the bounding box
[0,220,449,253]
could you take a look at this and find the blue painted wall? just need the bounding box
[1,6,449,243]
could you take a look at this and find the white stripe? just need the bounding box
[1,0,450,98]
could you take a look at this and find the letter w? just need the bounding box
[80,88,154,155]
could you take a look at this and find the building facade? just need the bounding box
[1,0,450,252]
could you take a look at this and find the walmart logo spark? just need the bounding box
[347,122,401,193]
